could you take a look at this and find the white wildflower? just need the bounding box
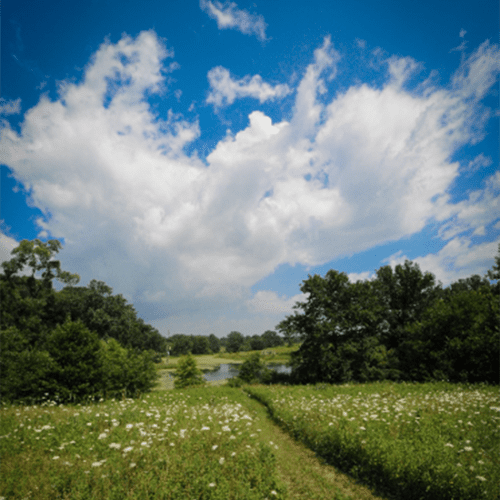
[219,457,225,464]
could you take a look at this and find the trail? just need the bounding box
[239,389,389,500]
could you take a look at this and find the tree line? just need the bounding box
[166,330,284,356]
[278,246,500,385]
[1,239,166,403]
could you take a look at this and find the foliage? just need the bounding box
[277,251,500,384]
[45,319,103,401]
[174,353,206,388]
[246,382,500,500]
[208,333,221,353]
[225,331,245,353]
[237,353,266,383]
[0,239,161,403]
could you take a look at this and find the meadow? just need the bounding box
[245,382,500,500]
[1,382,498,500]
[0,388,286,500]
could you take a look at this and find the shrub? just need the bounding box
[174,353,206,388]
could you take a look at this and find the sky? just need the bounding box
[1,0,499,338]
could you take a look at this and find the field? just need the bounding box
[0,388,286,500]
[1,382,498,500]
[246,382,500,500]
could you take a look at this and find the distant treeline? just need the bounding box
[166,330,285,356]
[0,239,165,403]
[278,246,500,385]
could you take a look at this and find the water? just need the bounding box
[202,363,292,382]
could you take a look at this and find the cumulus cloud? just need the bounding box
[0,98,22,116]
[384,238,499,285]
[0,31,499,334]
[206,67,292,107]
[246,290,307,314]
[200,0,268,41]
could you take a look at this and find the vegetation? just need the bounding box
[174,353,206,388]
[246,382,500,500]
[0,239,161,403]
[0,388,287,500]
[278,248,499,384]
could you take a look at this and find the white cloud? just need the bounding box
[246,290,307,314]
[348,271,372,283]
[384,238,499,285]
[200,0,267,41]
[0,98,21,116]
[206,66,292,107]
[0,32,499,335]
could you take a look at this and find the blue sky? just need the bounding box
[1,0,499,337]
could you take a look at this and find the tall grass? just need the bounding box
[246,382,500,500]
[0,388,286,499]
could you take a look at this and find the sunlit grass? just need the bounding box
[0,388,286,499]
[246,382,500,500]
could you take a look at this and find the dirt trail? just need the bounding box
[240,390,389,500]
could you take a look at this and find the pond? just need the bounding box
[202,363,292,382]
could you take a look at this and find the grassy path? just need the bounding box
[239,389,388,500]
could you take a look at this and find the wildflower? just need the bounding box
[444,443,454,448]
[129,463,137,468]
[212,445,218,451]
[219,457,225,464]
[98,433,108,440]
[123,446,134,453]
[53,456,60,460]
[92,462,102,467]
[109,443,121,449]
[222,426,231,432]
[271,491,278,496]
[476,476,486,482]
[464,446,473,452]
[209,483,216,487]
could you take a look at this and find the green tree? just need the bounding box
[191,335,211,354]
[373,260,440,351]
[237,353,266,383]
[208,334,220,353]
[169,334,194,356]
[261,330,284,348]
[45,319,103,401]
[278,270,385,384]
[0,326,55,403]
[401,285,499,383]
[226,331,245,353]
[174,354,205,388]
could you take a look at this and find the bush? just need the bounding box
[174,353,206,388]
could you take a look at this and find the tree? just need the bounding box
[226,331,245,353]
[174,354,205,388]
[191,335,211,355]
[261,330,284,348]
[373,260,440,351]
[208,334,220,353]
[400,284,499,383]
[169,334,194,356]
[249,335,265,351]
[237,353,266,383]
[45,319,103,401]
[278,270,391,383]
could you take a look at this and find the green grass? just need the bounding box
[245,382,500,500]
[0,388,286,499]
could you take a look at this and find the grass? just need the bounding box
[0,388,286,499]
[3,380,496,499]
[245,382,500,500]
